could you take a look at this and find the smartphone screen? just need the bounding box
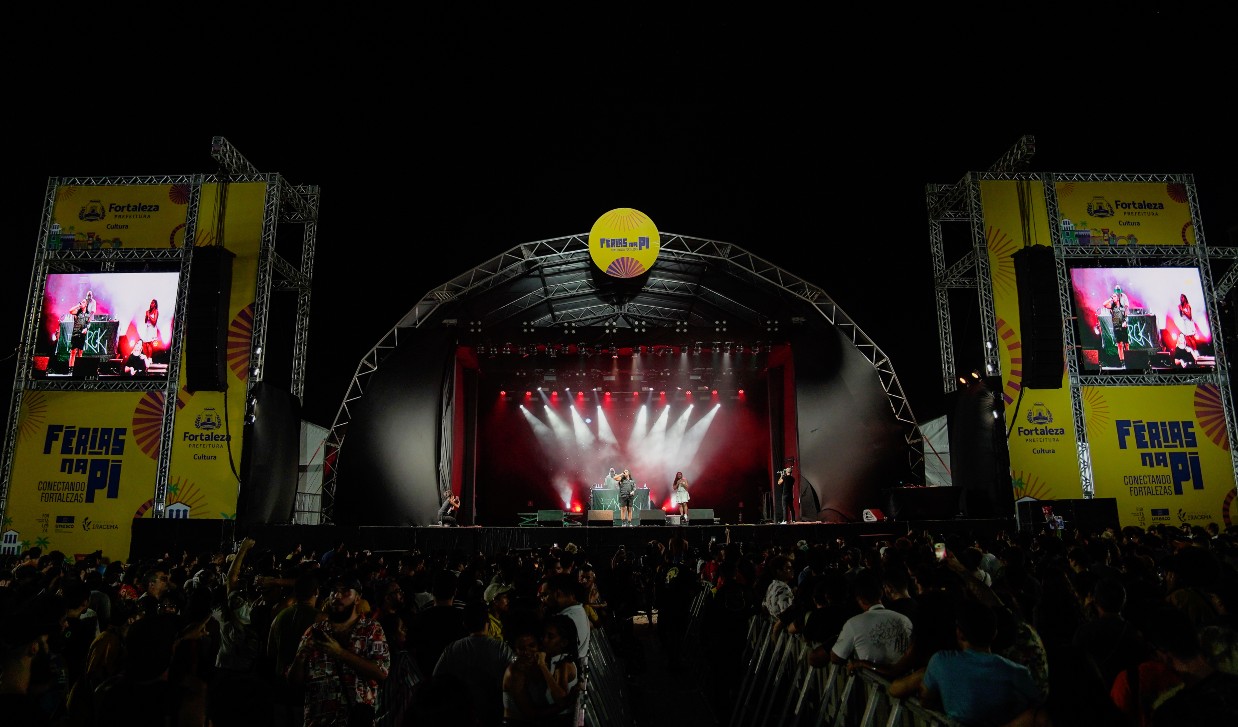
[934,543,946,561]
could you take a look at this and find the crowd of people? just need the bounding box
[1,519,1235,726]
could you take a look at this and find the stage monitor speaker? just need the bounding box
[587,509,614,526]
[687,508,714,523]
[537,509,566,527]
[1013,245,1064,389]
[638,509,665,525]
[885,487,960,520]
[186,246,235,392]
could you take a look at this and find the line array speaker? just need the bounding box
[1013,245,1064,389]
[186,246,235,392]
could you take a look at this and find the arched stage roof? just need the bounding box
[319,233,927,526]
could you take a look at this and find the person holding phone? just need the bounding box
[288,575,391,727]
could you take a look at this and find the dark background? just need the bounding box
[6,7,1235,454]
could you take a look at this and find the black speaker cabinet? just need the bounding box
[587,509,614,526]
[1017,498,1119,534]
[687,508,714,523]
[885,486,960,520]
[237,383,301,528]
[1013,245,1064,389]
[186,246,235,392]
[638,509,665,525]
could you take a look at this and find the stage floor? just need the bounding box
[130,516,1017,561]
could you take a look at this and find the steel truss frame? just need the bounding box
[317,234,926,525]
[0,138,318,520]
[930,143,1238,499]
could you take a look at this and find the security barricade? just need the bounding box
[728,614,963,727]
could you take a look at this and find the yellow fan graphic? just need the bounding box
[227,305,254,382]
[1193,384,1229,450]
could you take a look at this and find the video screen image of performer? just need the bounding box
[1100,284,1131,366]
[1177,293,1198,354]
[66,292,96,369]
[617,468,636,527]
[672,471,690,522]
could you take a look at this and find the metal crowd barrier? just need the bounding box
[582,624,637,727]
[728,614,964,727]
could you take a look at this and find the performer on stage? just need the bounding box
[438,489,460,526]
[778,468,796,524]
[604,468,618,488]
[617,468,636,527]
[671,471,690,523]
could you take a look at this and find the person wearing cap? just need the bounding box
[288,574,391,727]
[1102,284,1132,366]
[482,581,515,643]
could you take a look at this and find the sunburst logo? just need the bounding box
[588,208,660,278]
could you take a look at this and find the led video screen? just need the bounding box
[35,272,181,379]
[1068,266,1212,372]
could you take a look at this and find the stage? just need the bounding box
[128,516,1017,561]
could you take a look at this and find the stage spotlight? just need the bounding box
[715,319,727,332]
[521,321,533,333]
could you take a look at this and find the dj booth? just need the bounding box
[55,317,119,359]
[589,486,652,512]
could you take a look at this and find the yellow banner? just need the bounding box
[981,180,1083,500]
[3,391,158,559]
[167,182,268,519]
[1056,181,1195,246]
[51,184,198,250]
[3,181,269,559]
[1086,385,1235,530]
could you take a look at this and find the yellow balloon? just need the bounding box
[588,208,660,278]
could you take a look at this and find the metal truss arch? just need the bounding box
[318,233,926,524]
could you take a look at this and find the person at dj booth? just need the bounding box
[778,468,796,524]
[437,489,461,526]
[617,468,637,527]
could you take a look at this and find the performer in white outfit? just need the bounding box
[672,471,690,522]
